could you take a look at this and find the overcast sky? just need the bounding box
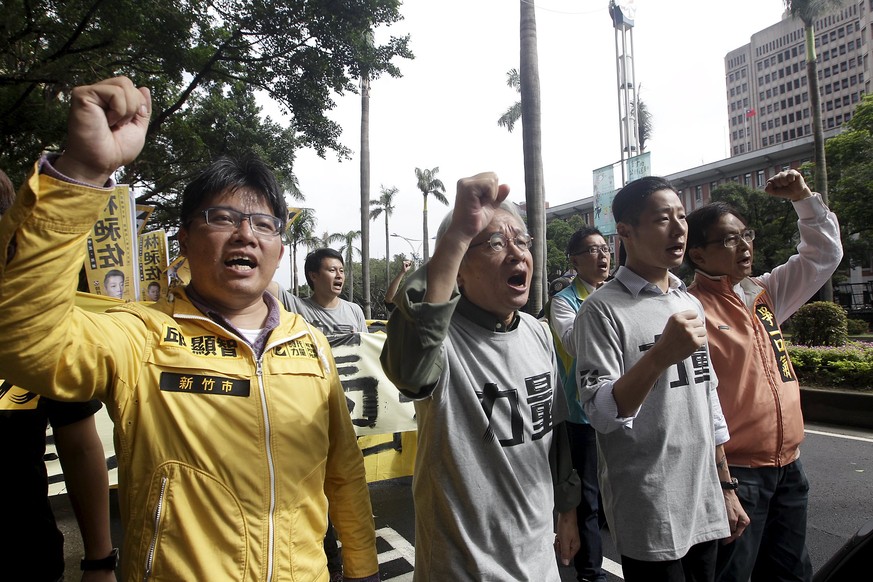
[269,0,790,287]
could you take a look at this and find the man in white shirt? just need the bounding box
[548,226,610,582]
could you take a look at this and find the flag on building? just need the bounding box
[745,108,757,118]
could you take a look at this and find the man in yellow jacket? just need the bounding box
[0,77,379,581]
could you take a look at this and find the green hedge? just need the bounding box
[788,341,873,391]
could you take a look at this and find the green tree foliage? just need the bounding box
[634,97,653,152]
[337,230,361,303]
[284,207,316,295]
[825,93,873,270]
[709,182,801,274]
[545,214,588,280]
[346,254,408,320]
[0,0,412,229]
[789,301,849,347]
[497,68,521,133]
[784,0,848,303]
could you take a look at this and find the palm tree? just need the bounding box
[414,167,448,262]
[784,0,845,302]
[497,68,522,132]
[370,185,399,286]
[338,230,362,303]
[284,207,316,296]
[520,0,547,315]
[359,31,375,318]
[635,96,653,152]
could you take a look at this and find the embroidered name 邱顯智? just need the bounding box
[160,324,241,358]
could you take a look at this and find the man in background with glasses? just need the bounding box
[380,172,581,580]
[685,169,842,582]
[547,226,611,582]
[0,77,378,581]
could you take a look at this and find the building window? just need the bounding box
[695,186,702,203]
[757,170,766,187]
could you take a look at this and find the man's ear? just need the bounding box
[615,221,630,240]
[687,246,706,269]
[177,228,189,256]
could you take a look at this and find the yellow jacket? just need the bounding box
[0,165,378,581]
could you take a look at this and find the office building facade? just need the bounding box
[726,1,870,156]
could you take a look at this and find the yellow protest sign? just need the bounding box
[83,185,138,301]
[139,229,169,302]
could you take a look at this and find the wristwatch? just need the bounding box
[80,547,119,571]
[720,477,740,491]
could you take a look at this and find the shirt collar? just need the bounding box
[183,285,281,356]
[456,294,521,332]
[614,266,686,298]
[575,277,599,295]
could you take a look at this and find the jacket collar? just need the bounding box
[174,286,281,356]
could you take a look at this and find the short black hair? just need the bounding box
[104,269,124,282]
[685,202,748,269]
[566,226,604,256]
[180,154,287,228]
[613,176,678,226]
[147,281,160,289]
[304,248,344,288]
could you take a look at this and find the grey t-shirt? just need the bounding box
[380,266,571,581]
[279,291,367,336]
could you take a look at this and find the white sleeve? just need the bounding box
[549,294,578,353]
[757,194,843,324]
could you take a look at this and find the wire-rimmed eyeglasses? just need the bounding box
[469,232,533,253]
[570,244,610,257]
[704,229,755,248]
[200,207,284,237]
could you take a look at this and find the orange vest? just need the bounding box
[689,274,804,468]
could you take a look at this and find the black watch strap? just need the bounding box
[80,547,119,571]
[720,477,740,491]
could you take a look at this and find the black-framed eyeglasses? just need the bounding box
[704,229,755,248]
[469,232,533,253]
[200,207,284,237]
[570,244,611,257]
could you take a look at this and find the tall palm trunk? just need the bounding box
[422,195,430,262]
[360,75,372,316]
[803,21,833,302]
[290,244,298,295]
[787,0,839,302]
[347,248,355,303]
[384,214,390,285]
[520,0,546,315]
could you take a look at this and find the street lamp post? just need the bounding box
[391,233,422,267]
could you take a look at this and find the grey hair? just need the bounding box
[435,201,527,243]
